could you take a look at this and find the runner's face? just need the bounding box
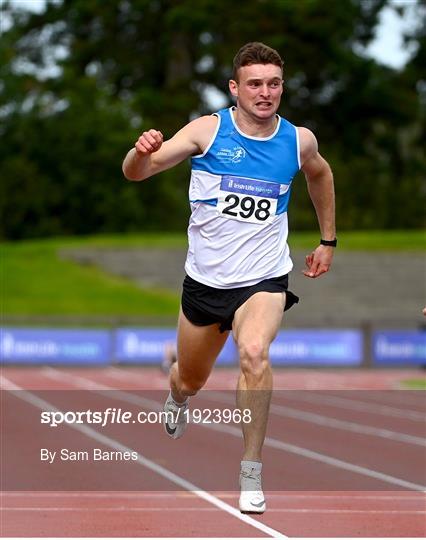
[230,64,283,120]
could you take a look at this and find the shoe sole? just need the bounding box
[240,509,265,515]
[239,500,266,514]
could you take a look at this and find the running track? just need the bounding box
[1,367,425,538]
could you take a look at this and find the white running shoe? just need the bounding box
[239,462,266,514]
[163,391,189,439]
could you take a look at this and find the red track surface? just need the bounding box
[1,366,425,538]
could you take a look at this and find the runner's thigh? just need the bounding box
[232,291,286,346]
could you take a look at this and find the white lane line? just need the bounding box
[273,392,426,422]
[3,492,425,501]
[0,377,21,390]
[43,368,425,447]
[322,389,426,409]
[43,368,426,493]
[271,404,425,445]
[2,492,201,498]
[2,507,219,512]
[211,422,426,492]
[1,375,286,539]
[240,509,426,514]
[2,507,425,514]
[204,391,426,446]
[107,366,426,422]
[43,367,166,412]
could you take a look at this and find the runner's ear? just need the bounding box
[229,79,238,98]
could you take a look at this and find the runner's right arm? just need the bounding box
[122,116,216,181]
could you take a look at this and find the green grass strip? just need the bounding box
[2,238,180,317]
[2,230,424,317]
[400,378,426,390]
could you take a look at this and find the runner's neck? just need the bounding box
[232,107,278,138]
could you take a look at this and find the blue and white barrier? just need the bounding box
[0,328,111,365]
[270,329,363,366]
[1,327,424,366]
[372,330,426,366]
[114,327,235,365]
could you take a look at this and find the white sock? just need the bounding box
[169,391,188,407]
[241,460,262,473]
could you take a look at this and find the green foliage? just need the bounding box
[0,0,424,239]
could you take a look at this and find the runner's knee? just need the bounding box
[238,341,269,377]
[179,374,205,395]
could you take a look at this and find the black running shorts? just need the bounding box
[181,274,299,333]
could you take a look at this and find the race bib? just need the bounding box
[217,175,280,224]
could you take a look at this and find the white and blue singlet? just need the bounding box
[185,106,301,289]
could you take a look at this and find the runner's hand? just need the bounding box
[135,130,164,155]
[303,245,334,278]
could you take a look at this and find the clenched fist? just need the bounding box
[135,129,164,155]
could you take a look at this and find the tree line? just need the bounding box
[0,0,424,239]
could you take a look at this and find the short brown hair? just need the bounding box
[232,42,283,81]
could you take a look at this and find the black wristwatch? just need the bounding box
[320,238,337,247]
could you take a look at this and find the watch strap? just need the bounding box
[320,238,337,247]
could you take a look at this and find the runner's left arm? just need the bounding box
[298,127,336,278]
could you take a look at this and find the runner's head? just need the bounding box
[230,43,284,120]
[232,42,283,83]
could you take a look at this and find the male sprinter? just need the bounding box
[122,42,336,514]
